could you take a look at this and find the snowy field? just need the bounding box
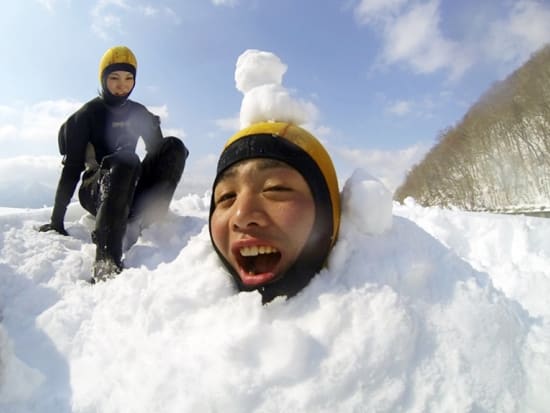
[1,169,549,413]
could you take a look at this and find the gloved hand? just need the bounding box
[38,221,68,236]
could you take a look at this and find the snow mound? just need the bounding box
[341,168,393,235]
[1,173,550,412]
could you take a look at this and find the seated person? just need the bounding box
[209,121,340,303]
[39,45,189,282]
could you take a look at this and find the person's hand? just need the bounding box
[38,222,68,236]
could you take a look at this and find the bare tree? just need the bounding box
[395,44,550,216]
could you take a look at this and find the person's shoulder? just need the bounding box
[86,96,108,110]
[125,100,158,123]
[62,98,96,125]
[73,97,105,116]
[126,99,149,113]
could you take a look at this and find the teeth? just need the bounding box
[240,246,278,256]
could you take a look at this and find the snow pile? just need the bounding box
[1,179,550,412]
[341,168,393,235]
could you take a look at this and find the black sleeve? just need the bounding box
[138,107,164,155]
[148,115,164,154]
[50,107,90,224]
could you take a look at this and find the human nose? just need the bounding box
[113,80,127,91]
[230,192,267,230]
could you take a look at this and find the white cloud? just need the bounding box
[387,100,412,116]
[0,105,17,118]
[336,142,430,192]
[94,0,130,9]
[145,104,187,140]
[381,1,472,79]
[91,0,181,38]
[308,124,332,141]
[163,128,186,140]
[175,153,218,197]
[484,0,550,66]
[36,0,56,12]
[36,0,71,13]
[162,7,181,24]
[354,0,407,24]
[21,100,82,142]
[0,124,18,142]
[212,0,238,6]
[0,156,61,184]
[0,155,62,207]
[140,5,158,17]
[147,104,169,120]
[91,12,124,39]
[354,0,550,80]
[215,116,240,132]
[194,153,218,172]
[379,94,439,119]
[353,0,473,79]
[0,100,81,148]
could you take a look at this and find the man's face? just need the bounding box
[105,70,135,96]
[211,159,315,289]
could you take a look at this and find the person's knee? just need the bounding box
[161,137,189,161]
[155,137,188,183]
[99,151,141,201]
[102,151,141,172]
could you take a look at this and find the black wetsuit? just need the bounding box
[51,96,188,267]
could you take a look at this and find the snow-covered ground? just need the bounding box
[1,169,549,413]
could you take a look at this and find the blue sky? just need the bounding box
[1,0,550,203]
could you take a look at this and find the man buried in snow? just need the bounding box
[39,46,189,283]
[209,122,341,303]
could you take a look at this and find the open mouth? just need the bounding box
[235,245,281,286]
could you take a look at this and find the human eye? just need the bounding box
[263,175,292,192]
[264,184,291,192]
[214,190,236,207]
[262,181,294,201]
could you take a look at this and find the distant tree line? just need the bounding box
[395,44,550,214]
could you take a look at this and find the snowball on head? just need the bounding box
[341,168,393,235]
[234,48,319,133]
[239,84,317,129]
[235,49,288,94]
